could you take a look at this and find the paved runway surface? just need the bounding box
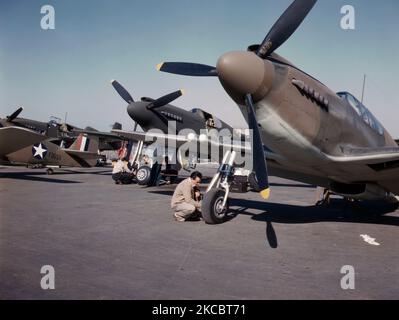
[1,165,398,300]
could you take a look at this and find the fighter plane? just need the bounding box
[0,107,106,174]
[109,80,241,184]
[149,0,399,224]
[110,80,234,135]
[0,107,49,158]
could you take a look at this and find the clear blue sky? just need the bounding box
[1,0,399,136]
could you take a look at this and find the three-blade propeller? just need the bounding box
[111,80,184,110]
[156,0,318,199]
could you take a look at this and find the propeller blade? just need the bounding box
[257,0,317,58]
[111,80,134,104]
[148,90,184,110]
[157,62,218,77]
[245,94,270,199]
[7,107,24,122]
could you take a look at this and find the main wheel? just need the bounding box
[202,189,229,224]
[46,168,54,175]
[248,172,260,192]
[136,166,152,185]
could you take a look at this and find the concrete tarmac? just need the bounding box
[0,165,398,300]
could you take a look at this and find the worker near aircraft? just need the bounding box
[171,171,203,222]
[112,157,135,185]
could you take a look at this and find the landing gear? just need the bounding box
[136,166,152,185]
[202,151,236,224]
[315,188,331,206]
[46,168,54,175]
[202,189,230,224]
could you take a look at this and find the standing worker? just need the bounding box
[171,171,203,222]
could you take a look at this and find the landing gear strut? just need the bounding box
[202,151,236,224]
[315,188,331,206]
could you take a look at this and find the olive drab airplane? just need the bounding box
[108,80,245,184]
[0,107,49,158]
[0,107,114,174]
[119,0,399,224]
[110,80,234,135]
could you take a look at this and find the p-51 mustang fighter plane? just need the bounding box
[110,80,234,135]
[149,0,399,224]
[109,80,241,184]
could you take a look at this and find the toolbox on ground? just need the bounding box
[230,175,248,193]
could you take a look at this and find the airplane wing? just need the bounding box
[72,129,122,140]
[111,130,189,146]
[329,146,399,165]
[328,147,399,195]
[0,126,46,156]
[111,129,282,162]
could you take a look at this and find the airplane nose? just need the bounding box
[216,51,275,102]
[127,104,137,120]
[127,103,147,127]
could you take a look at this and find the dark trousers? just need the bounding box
[112,172,133,184]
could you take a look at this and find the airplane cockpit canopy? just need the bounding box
[337,92,384,136]
[191,108,223,129]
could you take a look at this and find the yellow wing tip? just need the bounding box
[156,62,164,71]
[260,188,270,200]
[180,89,186,95]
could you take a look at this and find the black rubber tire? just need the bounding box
[136,166,152,185]
[202,189,229,224]
[46,168,54,175]
[248,172,260,192]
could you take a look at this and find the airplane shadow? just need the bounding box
[228,198,399,249]
[269,182,316,189]
[45,169,112,176]
[0,171,82,184]
[147,190,175,197]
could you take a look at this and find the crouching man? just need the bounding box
[112,157,135,185]
[171,171,203,222]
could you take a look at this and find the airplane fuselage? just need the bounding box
[217,51,397,194]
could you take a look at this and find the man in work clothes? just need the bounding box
[171,171,203,222]
[112,157,135,185]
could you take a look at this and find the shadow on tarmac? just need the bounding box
[230,199,399,248]
[0,171,83,184]
[269,182,316,189]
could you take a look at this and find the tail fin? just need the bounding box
[68,133,99,153]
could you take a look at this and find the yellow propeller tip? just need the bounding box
[260,188,270,200]
[156,62,164,71]
[180,89,186,95]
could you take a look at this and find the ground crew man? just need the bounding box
[112,157,135,185]
[171,171,203,222]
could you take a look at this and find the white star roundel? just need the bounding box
[32,143,48,160]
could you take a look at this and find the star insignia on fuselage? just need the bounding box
[32,143,48,160]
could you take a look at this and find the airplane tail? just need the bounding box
[68,133,99,153]
[62,133,100,167]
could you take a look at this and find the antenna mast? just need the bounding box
[361,74,367,103]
